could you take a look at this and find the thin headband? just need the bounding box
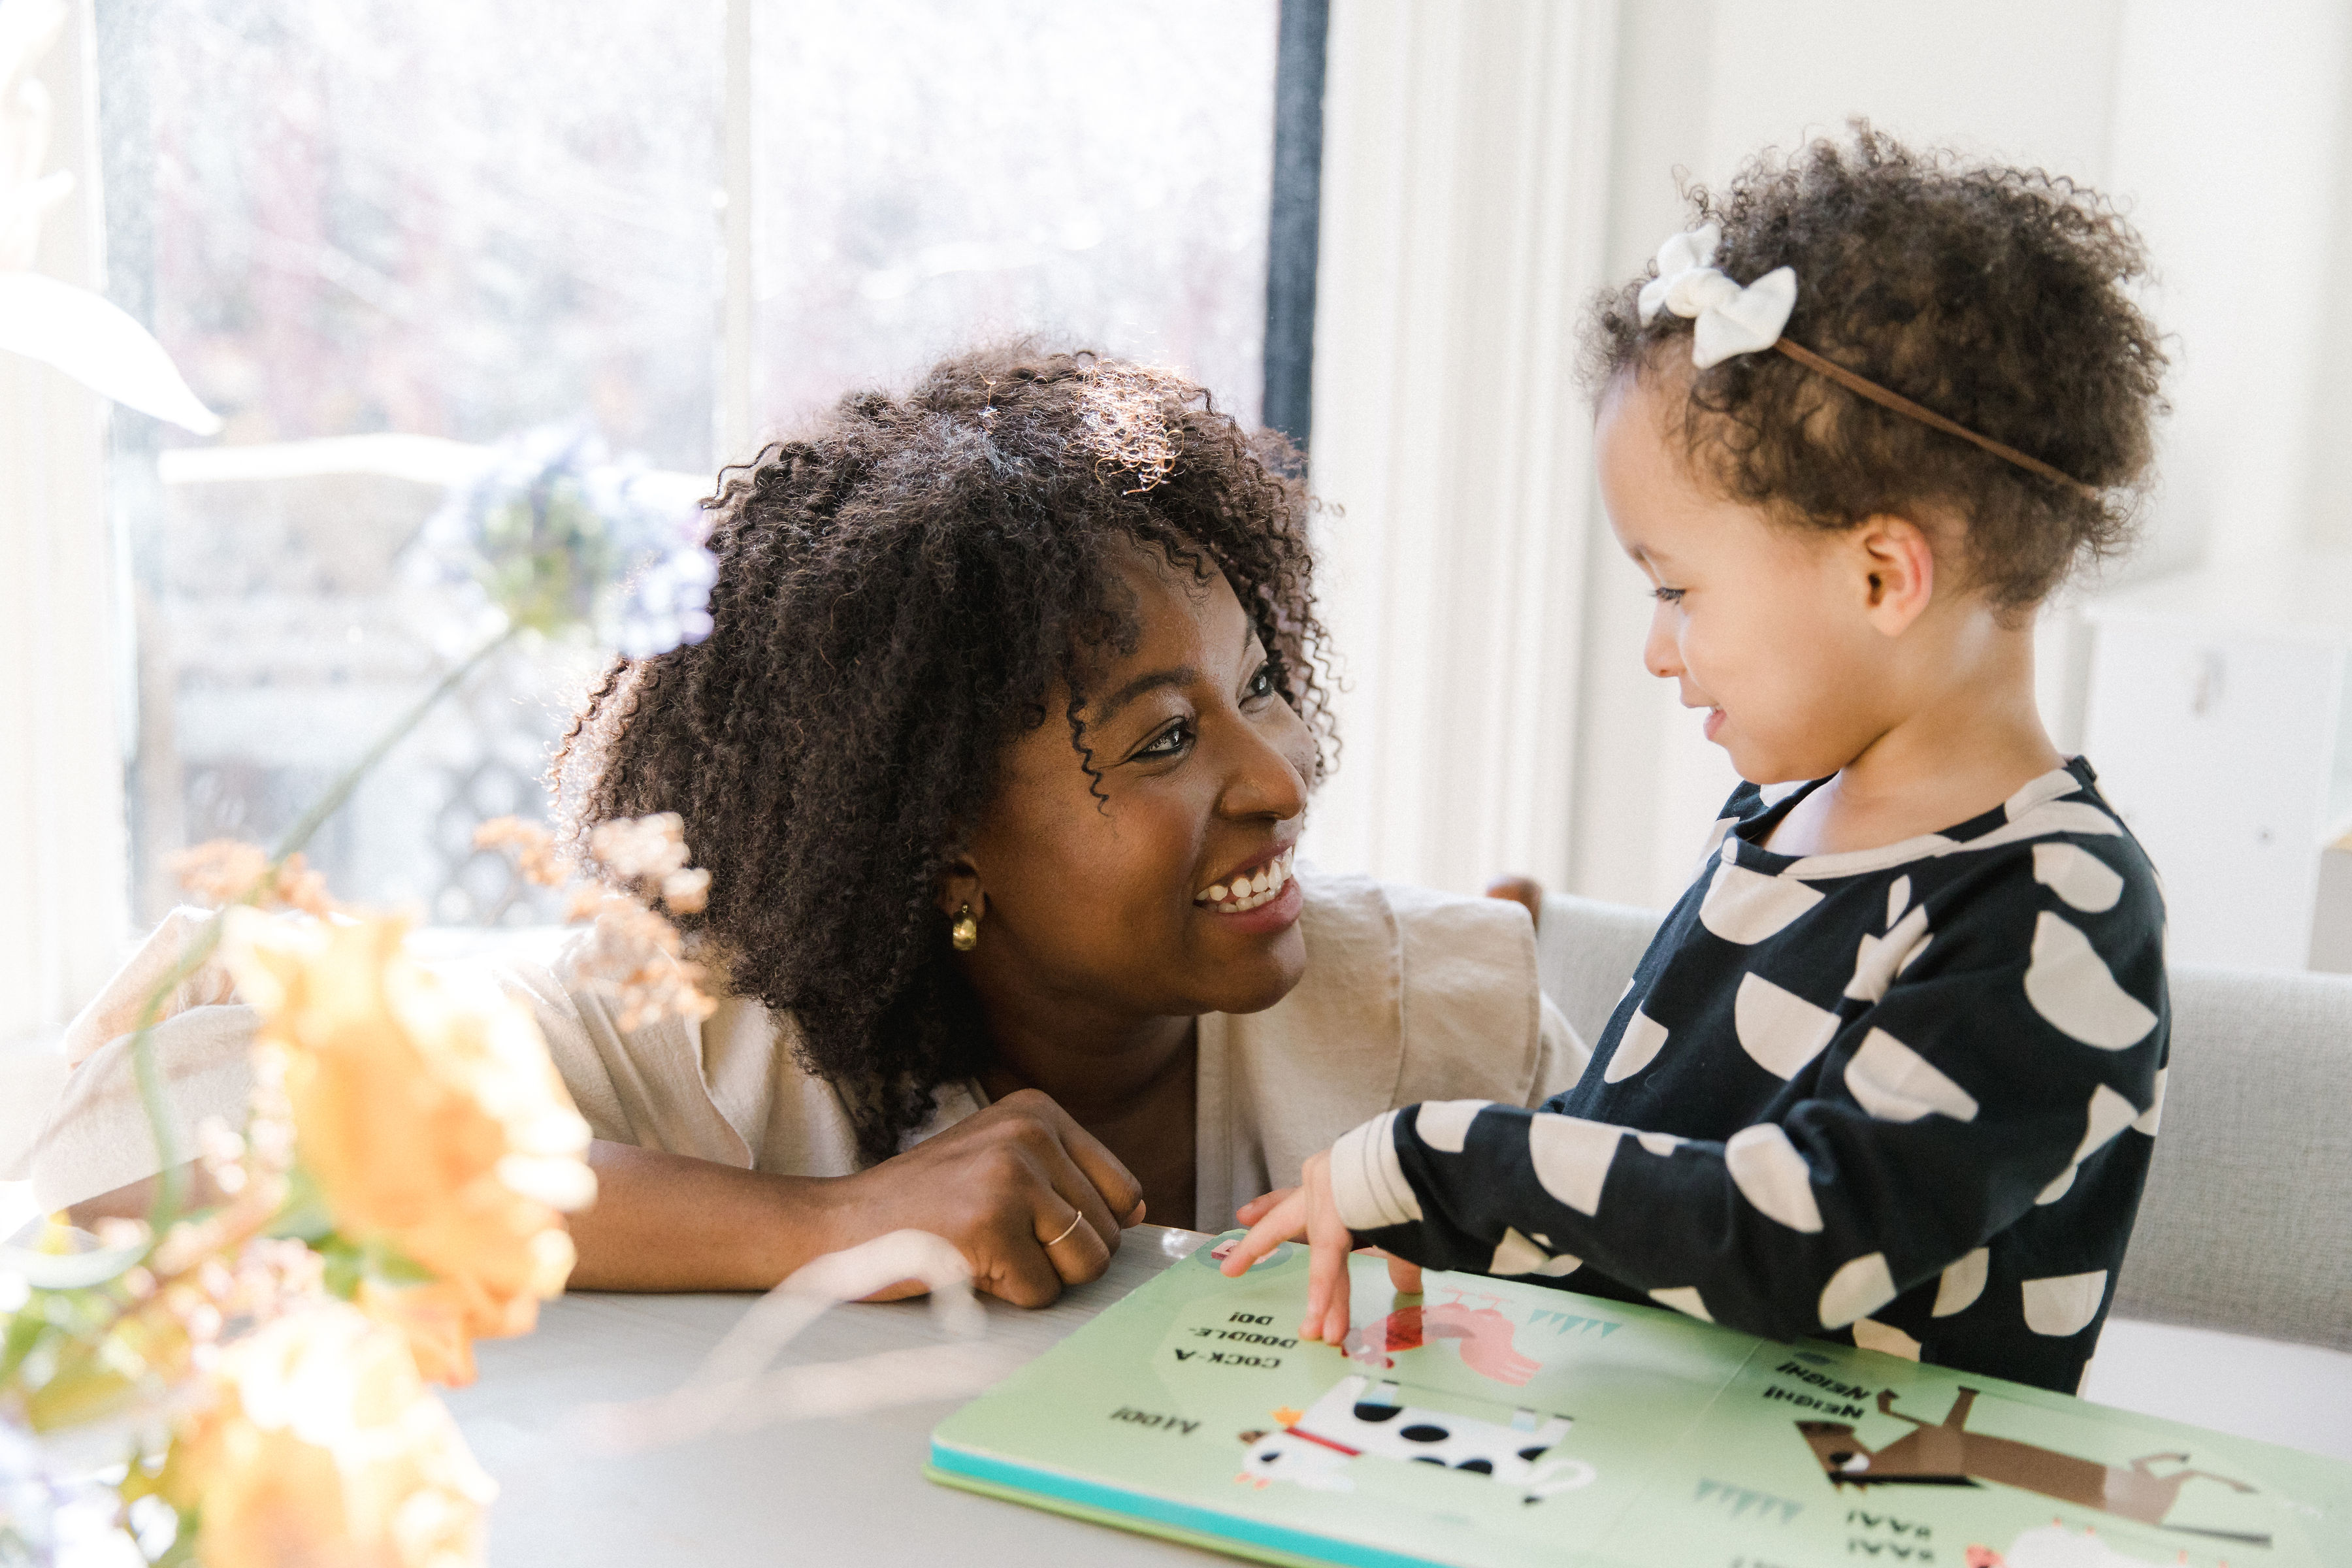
[1638,225,2099,502]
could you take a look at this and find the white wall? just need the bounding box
[2106,1,2351,579]
[1313,0,2352,917]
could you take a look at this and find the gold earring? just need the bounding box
[951,903,979,951]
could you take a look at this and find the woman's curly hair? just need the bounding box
[1584,124,2168,610]
[553,348,1333,1164]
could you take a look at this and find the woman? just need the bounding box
[39,349,1583,1306]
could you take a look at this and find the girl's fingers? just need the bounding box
[1303,1235,1343,1341]
[1219,1194,1306,1277]
[1385,1253,1424,1296]
[1303,1172,1354,1345]
[1234,1188,1295,1227]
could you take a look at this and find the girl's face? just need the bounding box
[1595,372,1914,785]
[951,546,1316,1024]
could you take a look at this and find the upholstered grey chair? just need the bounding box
[1526,889,2352,1352]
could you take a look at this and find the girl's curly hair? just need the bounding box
[552,348,1333,1164]
[1584,124,2168,610]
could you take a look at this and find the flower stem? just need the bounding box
[129,627,521,1229]
[268,627,522,860]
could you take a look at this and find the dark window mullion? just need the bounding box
[1262,0,1328,451]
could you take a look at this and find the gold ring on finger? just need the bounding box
[1043,1213,1085,1249]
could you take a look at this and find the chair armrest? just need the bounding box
[1533,893,1665,1053]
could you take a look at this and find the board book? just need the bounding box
[928,1232,2351,1568]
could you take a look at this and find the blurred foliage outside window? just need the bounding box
[110,0,1278,926]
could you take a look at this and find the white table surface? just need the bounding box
[444,1221,2352,1565]
[444,1224,1220,1565]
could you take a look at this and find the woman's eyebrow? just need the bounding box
[1093,621,1254,720]
[1094,666,1199,722]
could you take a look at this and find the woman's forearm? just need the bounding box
[564,1139,844,1292]
[64,1145,836,1294]
[563,1092,1146,1305]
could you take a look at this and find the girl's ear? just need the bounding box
[1852,513,1937,636]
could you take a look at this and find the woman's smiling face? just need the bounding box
[951,544,1316,1022]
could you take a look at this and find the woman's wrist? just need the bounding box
[753,1165,858,1283]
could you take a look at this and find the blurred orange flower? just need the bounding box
[172,840,335,916]
[169,1304,495,1568]
[354,1279,480,1389]
[471,816,566,888]
[220,912,596,1383]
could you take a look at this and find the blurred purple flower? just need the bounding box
[423,427,716,658]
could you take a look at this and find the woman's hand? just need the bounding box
[1219,1151,1422,1345]
[825,1088,1146,1306]
[566,1088,1145,1305]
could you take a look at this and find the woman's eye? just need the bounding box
[1136,721,1193,759]
[1245,662,1277,700]
[1652,586,1686,605]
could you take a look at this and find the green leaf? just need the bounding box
[23,1358,139,1431]
[266,1168,336,1244]
[0,1239,148,1292]
[362,1237,436,1286]
[2,1299,59,1383]
[316,1234,365,1300]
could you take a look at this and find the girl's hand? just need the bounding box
[1218,1149,1373,1345]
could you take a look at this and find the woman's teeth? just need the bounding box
[1196,848,1296,913]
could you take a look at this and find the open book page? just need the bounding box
[931,1235,2351,1568]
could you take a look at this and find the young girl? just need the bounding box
[1226,129,2170,1396]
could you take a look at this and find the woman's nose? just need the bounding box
[1642,603,1683,681]
[1220,716,1310,822]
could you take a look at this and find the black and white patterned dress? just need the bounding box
[1328,760,2168,1394]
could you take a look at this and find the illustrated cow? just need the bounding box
[1237,1374,1595,1505]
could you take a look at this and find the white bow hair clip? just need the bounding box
[1636,223,1797,369]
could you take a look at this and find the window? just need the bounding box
[105,0,1289,926]
[747,0,1279,434]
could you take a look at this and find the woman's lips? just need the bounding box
[1194,845,1298,913]
[1703,707,1725,741]
[1199,872,1303,936]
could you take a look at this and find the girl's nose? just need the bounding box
[1642,603,1684,681]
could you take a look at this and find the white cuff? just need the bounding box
[1328,1110,1422,1232]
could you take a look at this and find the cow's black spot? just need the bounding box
[1517,1446,1548,1462]
[1399,1424,1450,1444]
[1352,1403,1403,1424]
[1257,1450,1281,1463]
[1455,1458,1494,1475]
[1413,1456,1445,1466]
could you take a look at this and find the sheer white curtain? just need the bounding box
[1,0,130,1051]
[1302,0,1618,898]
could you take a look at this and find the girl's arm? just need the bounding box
[1230,857,2166,1350]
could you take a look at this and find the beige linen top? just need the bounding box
[33,871,1585,1230]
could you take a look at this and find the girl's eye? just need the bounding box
[1245,662,1278,701]
[1135,720,1194,760]
[1652,586,1686,606]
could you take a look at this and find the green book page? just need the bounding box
[930,1235,2352,1568]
